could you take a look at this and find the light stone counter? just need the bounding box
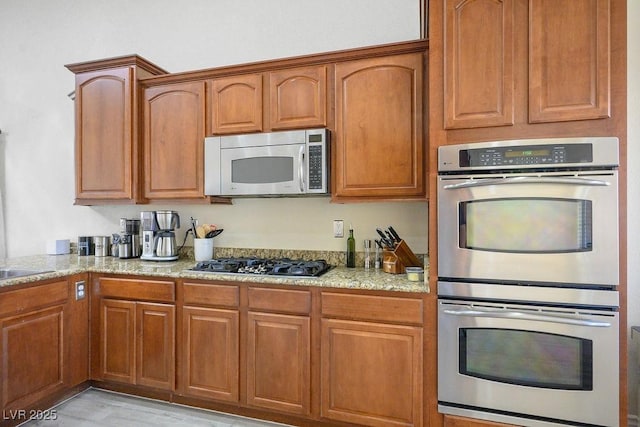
[0,254,429,293]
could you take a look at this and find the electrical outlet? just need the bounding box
[75,280,86,300]
[333,220,344,238]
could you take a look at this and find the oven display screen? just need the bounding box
[505,149,550,157]
[459,198,593,253]
[460,328,593,390]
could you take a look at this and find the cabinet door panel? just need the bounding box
[210,74,263,134]
[334,53,424,199]
[144,81,206,199]
[321,319,423,427]
[100,299,135,384]
[76,69,133,199]
[1,306,65,410]
[180,307,239,402]
[444,0,514,129]
[136,303,175,390]
[247,312,310,415]
[269,66,327,130]
[529,0,610,122]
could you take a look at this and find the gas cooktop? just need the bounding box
[189,257,332,278]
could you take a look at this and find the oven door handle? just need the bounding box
[442,308,612,327]
[442,176,610,189]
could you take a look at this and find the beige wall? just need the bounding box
[0,0,426,258]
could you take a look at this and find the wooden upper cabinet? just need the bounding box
[209,74,263,135]
[73,69,134,200]
[144,81,207,200]
[334,53,424,200]
[208,66,326,135]
[442,0,611,130]
[444,0,514,129]
[66,56,167,204]
[528,0,610,123]
[268,66,327,130]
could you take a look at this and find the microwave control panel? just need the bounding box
[459,143,593,168]
[308,144,324,190]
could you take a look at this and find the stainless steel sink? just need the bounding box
[0,268,52,280]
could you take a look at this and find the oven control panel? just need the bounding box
[460,143,593,168]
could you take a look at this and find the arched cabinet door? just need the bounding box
[209,74,263,135]
[143,81,207,200]
[334,52,425,200]
[269,66,327,130]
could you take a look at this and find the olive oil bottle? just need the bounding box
[346,226,356,268]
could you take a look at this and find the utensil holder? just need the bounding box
[382,240,422,274]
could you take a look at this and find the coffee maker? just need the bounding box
[119,218,141,259]
[140,210,180,261]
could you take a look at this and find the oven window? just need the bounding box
[460,328,593,390]
[460,198,592,253]
[232,157,294,184]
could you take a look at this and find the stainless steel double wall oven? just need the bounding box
[437,137,620,427]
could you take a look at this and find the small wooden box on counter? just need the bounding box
[382,240,422,274]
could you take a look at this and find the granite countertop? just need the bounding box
[0,254,430,293]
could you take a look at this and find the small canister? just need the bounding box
[78,236,94,256]
[94,236,111,257]
[405,266,424,282]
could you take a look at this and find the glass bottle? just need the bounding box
[364,239,371,269]
[346,227,356,268]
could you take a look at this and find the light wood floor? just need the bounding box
[22,388,293,427]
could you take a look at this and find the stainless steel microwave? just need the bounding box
[204,128,329,197]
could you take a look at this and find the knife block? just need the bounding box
[382,240,422,274]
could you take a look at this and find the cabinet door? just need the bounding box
[529,0,610,122]
[0,306,65,411]
[334,53,424,199]
[209,74,263,134]
[75,68,135,201]
[321,319,423,427]
[99,299,136,384]
[444,0,514,129]
[144,81,206,200]
[246,312,310,416]
[269,66,327,130]
[136,303,175,390]
[180,306,239,402]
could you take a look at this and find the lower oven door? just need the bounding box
[438,298,619,426]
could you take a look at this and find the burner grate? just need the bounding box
[191,257,331,277]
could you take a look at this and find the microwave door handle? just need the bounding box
[442,308,612,327]
[442,176,610,190]
[299,145,305,192]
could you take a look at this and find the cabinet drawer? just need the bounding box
[98,277,175,302]
[248,287,311,315]
[0,280,68,318]
[321,292,423,325]
[182,282,239,308]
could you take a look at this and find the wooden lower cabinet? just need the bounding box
[99,299,175,390]
[321,319,423,427]
[0,277,89,422]
[246,312,310,416]
[180,306,239,402]
[1,305,65,411]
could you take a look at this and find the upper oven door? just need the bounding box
[437,171,619,286]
